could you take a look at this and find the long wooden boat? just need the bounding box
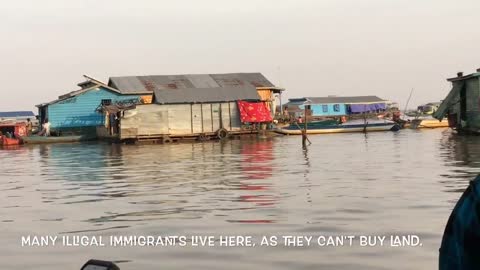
[21,135,97,144]
[274,119,398,135]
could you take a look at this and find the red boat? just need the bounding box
[0,122,26,146]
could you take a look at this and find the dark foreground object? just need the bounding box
[440,175,480,270]
[81,259,120,270]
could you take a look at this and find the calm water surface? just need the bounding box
[1,129,480,269]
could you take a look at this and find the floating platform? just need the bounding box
[100,129,261,144]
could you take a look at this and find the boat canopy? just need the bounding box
[433,81,465,120]
[349,103,386,113]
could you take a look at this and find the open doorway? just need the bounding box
[460,85,467,122]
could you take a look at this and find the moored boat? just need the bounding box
[21,134,97,144]
[0,121,27,146]
[1,136,21,146]
[274,119,399,135]
[407,117,449,129]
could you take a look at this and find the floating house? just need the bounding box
[36,76,152,135]
[434,69,480,133]
[285,96,387,118]
[97,73,278,142]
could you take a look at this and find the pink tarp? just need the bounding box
[237,101,273,123]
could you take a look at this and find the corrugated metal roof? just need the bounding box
[108,73,275,93]
[154,85,260,104]
[0,111,35,118]
[433,82,464,120]
[289,96,386,105]
[447,72,480,82]
[37,86,105,107]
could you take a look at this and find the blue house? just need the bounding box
[36,75,152,135]
[286,96,387,117]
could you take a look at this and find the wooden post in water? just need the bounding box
[302,104,309,147]
[363,104,368,133]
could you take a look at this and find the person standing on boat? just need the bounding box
[43,119,51,136]
[38,119,51,137]
[26,118,33,136]
[297,116,303,123]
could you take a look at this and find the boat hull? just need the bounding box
[274,122,397,135]
[408,118,449,129]
[0,136,22,146]
[21,135,96,144]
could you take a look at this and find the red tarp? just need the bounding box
[237,101,273,123]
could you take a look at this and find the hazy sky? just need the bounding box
[1,0,479,112]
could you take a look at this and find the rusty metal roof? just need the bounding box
[108,73,275,93]
[154,85,260,104]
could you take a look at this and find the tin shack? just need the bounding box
[97,73,277,142]
[434,69,480,133]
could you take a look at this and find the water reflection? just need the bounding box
[440,132,480,169]
[3,130,480,270]
[23,139,282,227]
[438,131,480,192]
[240,140,273,180]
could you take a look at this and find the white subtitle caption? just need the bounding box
[20,235,423,248]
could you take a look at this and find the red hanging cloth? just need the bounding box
[237,100,273,123]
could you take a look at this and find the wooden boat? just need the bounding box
[1,136,21,146]
[274,119,398,135]
[0,121,27,146]
[21,135,97,144]
[408,117,449,129]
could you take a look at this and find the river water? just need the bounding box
[1,128,479,269]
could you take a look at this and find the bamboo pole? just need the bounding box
[302,105,311,146]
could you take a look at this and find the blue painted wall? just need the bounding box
[47,87,142,129]
[299,103,347,116]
